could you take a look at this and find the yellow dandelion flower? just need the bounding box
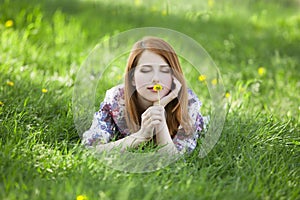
[5,20,14,28]
[198,75,206,82]
[117,75,122,80]
[225,92,230,98]
[42,88,48,93]
[162,10,167,16]
[76,195,88,200]
[258,67,266,76]
[0,101,4,106]
[134,0,141,6]
[6,81,14,86]
[208,0,214,8]
[211,78,218,85]
[153,84,163,105]
[153,84,163,91]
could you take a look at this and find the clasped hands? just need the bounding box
[139,77,182,140]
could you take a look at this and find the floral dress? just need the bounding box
[82,84,204,153]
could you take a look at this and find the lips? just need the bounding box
[147,86,156,92]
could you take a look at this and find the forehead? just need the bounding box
[137,50,167,66]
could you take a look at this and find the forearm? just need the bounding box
[95,131,150,152]
[155,125,179,155]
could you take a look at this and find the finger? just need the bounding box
[149,104,164,110]
[144,106,164,117]
[141,112,148,121]
[150,120,162,127]
[158,90,178,106]
[150,109,165,116]
[150,116,163,123]
[150,112,165,120]
[172,76,181,86]
[142,106,159,116]
[150,105,165,111]
[141,110,154,123]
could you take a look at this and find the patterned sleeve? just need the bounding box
[82,98,116,147]
[172,90,204,153]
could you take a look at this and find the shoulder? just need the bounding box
[103,84,125,104]
[187,88,202,108]
[100,84,128,136]
[101,84,126,120]
[186,88,203,122]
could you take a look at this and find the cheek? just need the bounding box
[161,74,173,88]
[133,72,151,87]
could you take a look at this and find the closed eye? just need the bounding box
[140,69,151,73]
[160,66,171,73]
[140,66,152,73]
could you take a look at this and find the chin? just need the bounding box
[145,97,159,102]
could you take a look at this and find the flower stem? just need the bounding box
[157,91,160,105]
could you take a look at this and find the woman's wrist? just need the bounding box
[129,131,152,142]
[155,124,172,145]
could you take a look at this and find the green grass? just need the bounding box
[0,0,299,199]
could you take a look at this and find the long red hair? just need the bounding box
[124,37,192,137]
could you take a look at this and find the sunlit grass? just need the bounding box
[0,0,299,199]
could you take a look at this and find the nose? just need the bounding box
[151,70,159,83]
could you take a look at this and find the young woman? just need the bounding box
[82,36,204,155]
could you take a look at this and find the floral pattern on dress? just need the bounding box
[82,84,205,153]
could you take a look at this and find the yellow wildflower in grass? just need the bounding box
[258,67,266,76]
[211,78,218,85]
[198,75,206,82]
[134,0,141,6]
[117,75,122,80]
[42,88,48,93]
[208,0,214,8]
[225,92,230,99]
[153,84,163,105]
[0,101,4,106]
[6,81,14,86]
[162,10,167,16]
[76,195,88,200]
[5,20,14,28]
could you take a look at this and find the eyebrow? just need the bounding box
[139,64,169,67]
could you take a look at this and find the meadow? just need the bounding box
[0,0,299,199]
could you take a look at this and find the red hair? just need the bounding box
[124,37,192,137]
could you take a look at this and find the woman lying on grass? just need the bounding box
[82,36,204,155]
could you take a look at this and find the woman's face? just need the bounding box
[132,50,173,107]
